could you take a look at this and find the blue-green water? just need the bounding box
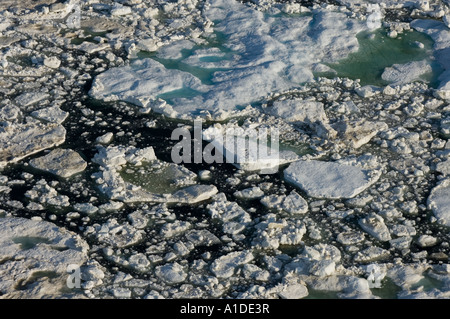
[324,29,442,87]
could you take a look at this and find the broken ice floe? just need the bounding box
[92,145,217,203]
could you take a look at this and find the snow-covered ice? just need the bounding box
[283,160,381,199]
[428,178,450,227]
[90,0,368,120]
[29,148,87,178]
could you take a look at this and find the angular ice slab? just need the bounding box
[90,0,367,120]
[284,160,381,199]
[0,121,66,169]
[29,148,87,178]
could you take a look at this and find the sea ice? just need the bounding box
[260,191,308,215]
[210,250,254,279]
[90,0,367,120]
[92,145,216,204]
[358,213,391,242]
[30,106,69,124]
[155,262,187,284]
[0,217,88,298]
[283,160,381,199]
[428,178,450,227]
[381,59,432,86]
[410,19,450,100]
[29,148,87,178]
[202,123,300,173]
[0,121,66,168]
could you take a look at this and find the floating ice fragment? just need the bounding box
[284,160,381,199]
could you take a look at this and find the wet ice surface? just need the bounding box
[0,0,450,299]
[90,0,369,119]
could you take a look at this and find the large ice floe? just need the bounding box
[90,0,369,120]
[283,157,382,199]
[0,120,66,169]
[0,217,89,298]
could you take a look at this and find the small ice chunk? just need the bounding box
[389,237,412,250]
[381,60,432,86]
[160,220,191,238]
[358,214,391,242]
[198,170,211,180]
[210,250,254,279]
[336,231,365,245]
[43,56,61,69]
[15,92,50,107]
[234,186,264,199]
[268,100,328,124]
[355,85,379,98]
[110,4,132,16]
[436,159,450,176]
[260,191,308,215]
[154,262,187,284]
[416,235,437,248]
[0,122,66,168]
[90,218,142,248]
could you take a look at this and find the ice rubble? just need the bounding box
[381,59,433,86]
[210,250,254,279]
[260,190,308,215]
[90,0,368,120]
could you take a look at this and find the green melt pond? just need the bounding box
[324,28,442,87]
